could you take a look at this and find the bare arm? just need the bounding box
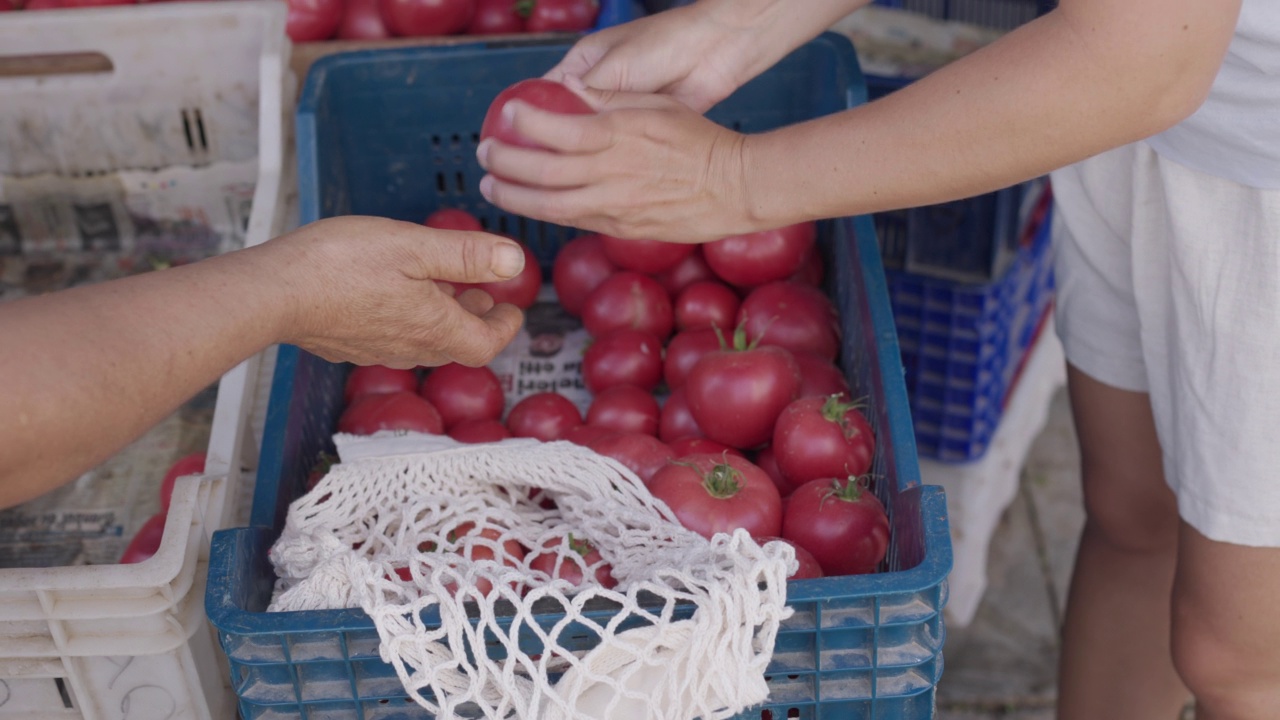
[478,0,1240,241]
[0,216,526,508]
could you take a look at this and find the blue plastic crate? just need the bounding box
[206,34,952,720]
[888,196,1054,462]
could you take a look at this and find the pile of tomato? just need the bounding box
[0,0,599,43]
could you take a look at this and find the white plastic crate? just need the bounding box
[0,2,288,718]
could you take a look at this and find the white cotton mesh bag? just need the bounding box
[268,433,795,720]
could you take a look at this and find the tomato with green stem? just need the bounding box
[782,476,889,576]
[647,453,781,540]
[773,394,874,486]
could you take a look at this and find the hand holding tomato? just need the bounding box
[262,216,525,369]
[477,89,755,243]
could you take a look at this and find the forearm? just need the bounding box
[0,243,294,508]
[741,0,1238,224]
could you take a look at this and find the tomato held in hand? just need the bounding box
[685,326,801,450]
[582,271,673,340]
[525,0,598,32]
[773,395,874,486]
[582,328,664,393]
[472,241,542,309]
[600,235,695,275]
[423,208,484,231]
[468,0,524,33]
[552,234,616,317]
[159,452,206,512]
[345,365,419,406]
[783,477,889,576]
[338,0,391,38]
[448,418,512,443]
[379,0,474,37]
[506,392,582,441]
[704,222,816,288]
[648,454,781,540]
[738,281,841,361]
[419,363,505,428]
[674,280,740,333]
[757,536,824,580]
[285,0,343,41]
[481,79,594,150]
[586,385,660,436]
[119,512,168,564]
[529,534,617,589]
[338,391,445,435]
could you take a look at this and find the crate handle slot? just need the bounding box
[0,51,113,79]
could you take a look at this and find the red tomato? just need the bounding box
[586,385,660,436]
[704,222,816,288]
[528,534,616,589]
[654,247,716,296]
[506,392,582,441]
[773,395,874,485]
[285,0,343,41]
[551,234,616,317]
[738,281,841,361]
[337,0,391,38]
[563,423,613,447]
[600,235,695,275]
[662,327,721,391]
[423,208,483,231]
[647,454,782,540]
[674,280,740,333]
[757,536,824,580]
[481,79,594,150]
[379,0,474,36]
[685,328,801,449]
[657,386,702,443]
[345,365,419,406]
[159,452,205,512]
[119,512,167,564]
[59,0,133,6]
[669,436,743,459]
[443,522,527,596]
[525,0,598,31]
[790,244,825,287]
[0,1,15,9]
[783,477,889,576]
[585,432,674,485]
[22,0,65,9]
[582,328,664,393]
[419,363,505,429]
[338,391,445,435]
[448,418,512,443]
[472,242,542,309]
[753,444,798,498]
[582,271,673,340]
[468,0,524,33]
[794,352,851,400]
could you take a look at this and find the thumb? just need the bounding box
[403,227,528,284]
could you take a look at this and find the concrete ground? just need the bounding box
[933,388,1193,720]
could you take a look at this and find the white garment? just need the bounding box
[1051,141,1280,547]
[1146,0,1280,189]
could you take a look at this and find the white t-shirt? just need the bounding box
[1145,0,1280,189]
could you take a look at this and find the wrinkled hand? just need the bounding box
[545,4,754,113]
[476,90,755,243]
[264,216,526,368]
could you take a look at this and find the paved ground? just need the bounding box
[932,389,1196,720]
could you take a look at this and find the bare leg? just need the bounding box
[1172,522,1280,720]
[1056,365,1190,720]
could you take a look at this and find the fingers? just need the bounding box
[429,295,525,367]
[397,225,526,284]
[477,141,598,190]
[478,175,588,228]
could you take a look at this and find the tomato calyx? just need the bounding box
[821,475,873,506]
[712,321,768,353]
[513,0,533,17]
[819,394,870,438]
[567,533,593,557]
[688,461,743,499]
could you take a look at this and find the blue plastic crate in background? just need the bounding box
[889,194,1054,462]
[206,34,952,720]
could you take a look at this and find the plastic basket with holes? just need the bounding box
[206,33,952,720]
[0,3,287,719]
